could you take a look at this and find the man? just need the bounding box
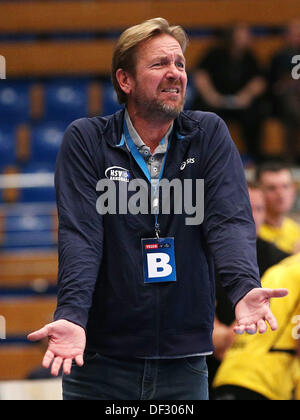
[256,162,300,254]
[268,20,300,163]
[249,182,290,277]
[28,18,287,400]
[191,23,266,163]
[212,253,300,400]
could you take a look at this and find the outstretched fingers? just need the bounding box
[42,351,83,376]
[234,314,278,336]
[265,311,278,331]
[75,354,84,367]
[63,359,73,375]
[234,323,257,335]
[51,357,63,377]
[257,319,268,334]
[42,349,55,369]
[233,324,245,335]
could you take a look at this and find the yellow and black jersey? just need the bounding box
[213,254,300,400]
[259,217,300,254]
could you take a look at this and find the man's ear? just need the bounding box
[115,69,134,96]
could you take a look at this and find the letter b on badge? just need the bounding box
[147,253,172,278]
[142,238,176,283]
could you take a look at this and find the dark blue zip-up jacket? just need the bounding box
[54,109,261,358]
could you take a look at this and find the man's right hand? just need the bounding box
[27,319,86,376]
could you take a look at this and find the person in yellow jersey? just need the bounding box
[256,162,300,254]
[212,253,300,400]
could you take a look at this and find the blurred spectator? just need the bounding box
[212,252,300,400]
[269,20,300,164]
[249,181,290,276]
[208,182,289,397]
[191,23,266,163]
[256,162,300,254]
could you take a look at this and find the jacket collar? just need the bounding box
[102,108,202,149]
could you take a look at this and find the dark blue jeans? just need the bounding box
[63,353,209,400]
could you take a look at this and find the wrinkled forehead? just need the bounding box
[136,33,185,62]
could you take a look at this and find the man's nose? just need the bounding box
[165,63,182,80]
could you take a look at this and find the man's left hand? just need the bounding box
[234,288,288,335]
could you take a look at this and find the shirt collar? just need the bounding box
[124,109,173,155]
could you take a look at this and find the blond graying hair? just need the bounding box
[111,17,189,105]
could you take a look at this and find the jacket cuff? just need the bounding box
[54,305,89,330]
[227,281,261,309]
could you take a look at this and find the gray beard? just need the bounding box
[133,94,186,122]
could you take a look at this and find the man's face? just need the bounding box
[127,34,188,121]
[260,170,296,216]
[249,188,266,233]
[232,25,252,50]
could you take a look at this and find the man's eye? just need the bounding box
[177,62,185,68]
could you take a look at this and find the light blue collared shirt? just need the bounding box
[124,109,173,190]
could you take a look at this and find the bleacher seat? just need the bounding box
[0,203,57,250]
[0,82,31,124]
[1,232,55,251]
[100,80,123,116]
[43,79,90,123]
[5,214,53,235]
[19,163,56,203]
[1,224,56,251]
[29,122,66,168]
[19,186,56,204]
[0,125,16,170]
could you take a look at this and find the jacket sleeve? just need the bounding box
[201,114,261,308]
[53,119,104,329]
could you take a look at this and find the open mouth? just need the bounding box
[161,88,180,94]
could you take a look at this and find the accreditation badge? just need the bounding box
[141,237,177,284]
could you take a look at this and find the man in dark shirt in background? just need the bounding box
[269,20,300,163]
[192,23,266,163]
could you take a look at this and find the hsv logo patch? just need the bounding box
[142,237,176,284]
[105,166,131,183]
